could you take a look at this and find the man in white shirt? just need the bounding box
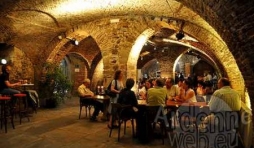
[78,79,103,121]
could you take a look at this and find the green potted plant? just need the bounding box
[39,63,72,108]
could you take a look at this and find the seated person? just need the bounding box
[0,64,21,95]
[176,79,197,120]
[199,78,241,148]
[196,80,206,102]
[147,78,167,107]
[164,78,179,101]
[0,64,21,105]
[117,78,138,118]
[77,78,103,121]
[139,79,153,100]
[177,79,196,103]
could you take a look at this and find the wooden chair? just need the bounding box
[79,97,93,119]
[0,96,15,133]
[109,103,135,141]
[145,106,168,144]
[13,93,30,124]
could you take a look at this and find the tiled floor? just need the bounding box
[0,97,173,148]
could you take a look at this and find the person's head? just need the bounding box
[155,78,165,87]
[83,78,91,87]
[182,79,192,90]
[145,79,153,89]
[178,78,184,87]
[197,80,205,88]
[218,77,230,89]
[114,70,123,80]
[126,78,135,90]
[1,64,11,74]
[165,78,174,89]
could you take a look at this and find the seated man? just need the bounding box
[199,78,241,148]
[77,78,103,121]
[147,78,167,106]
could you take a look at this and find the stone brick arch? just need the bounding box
[47,30,90,63]
[46,15,246,104]
[126,18,246,103]
[68,52,90,71]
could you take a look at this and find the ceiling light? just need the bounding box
[70,38,79,45]
[110,18,120,23]
[1,59,7,64]
[66,37,79,45]
[176,31,185,40]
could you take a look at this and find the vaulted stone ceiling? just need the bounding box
[0,0,254,106]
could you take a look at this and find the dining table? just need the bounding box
[20,83,34,91]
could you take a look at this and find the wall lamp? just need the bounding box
[58,35,79,46]
[1,59,7,64]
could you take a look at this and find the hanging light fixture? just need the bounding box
[175,20,185,40]
[176,31,185,40]
[66,37,79,45]
[1,59,7,64]
[58,34,79,46]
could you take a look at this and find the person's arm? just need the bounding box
[111,80,120,93]
[179,89,195,102]
[4,80,21,88]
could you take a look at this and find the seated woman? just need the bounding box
[117,78,138,119]
[0,64,21,105]
[176,79,196,103]
[138,79,153,100]
[196,80,206,102]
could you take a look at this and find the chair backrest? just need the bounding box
[146,106,163,123]
[111,103,133,119]
[79,97,93,105]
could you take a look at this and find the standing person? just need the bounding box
[108,70,124,127]
[164,78,179,101]
[0,64,21,95]
[77,78,103,121]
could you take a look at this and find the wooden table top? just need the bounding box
[83,95,110,100]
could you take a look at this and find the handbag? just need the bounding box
[106,79,118,98]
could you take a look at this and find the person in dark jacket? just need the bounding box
[0,64,21,95]
[117,78,138,118]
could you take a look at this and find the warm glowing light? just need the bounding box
[1,59,7,64]
[50,0,122,15]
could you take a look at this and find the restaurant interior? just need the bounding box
[0,0,254,148]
